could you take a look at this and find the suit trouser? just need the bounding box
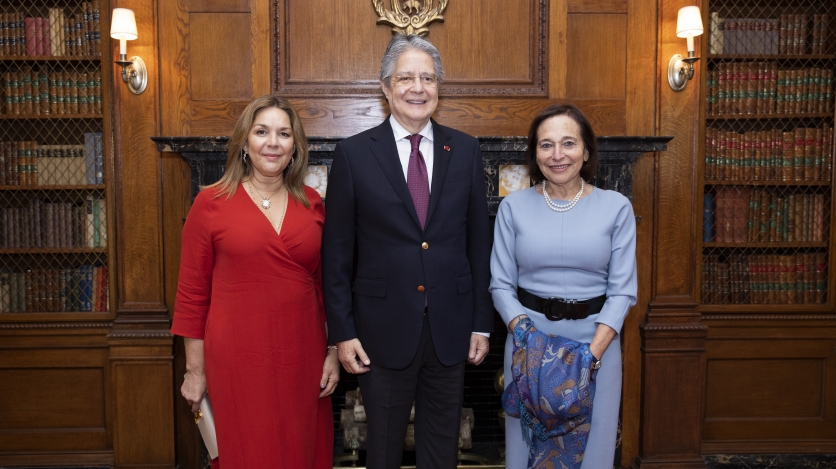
[358,314,466,469]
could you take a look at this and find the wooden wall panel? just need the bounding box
[284,0,394,82]
[408,0,532,81]
[190,13,253,100]
[566,14,627,99]
[0,326,112,463]
[191,0,249,12]
[109,334,176,467]
[708,358,824,417]
[569,0,628,13]
[278,0,546,95]
[621,0,657,463]
[114,0,167,315]
[702,318,836,453]
[0,369,105,429]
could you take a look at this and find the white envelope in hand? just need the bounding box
[194,395,219,459]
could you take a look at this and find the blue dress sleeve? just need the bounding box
[596,195,638,333]
[489,197,529,326]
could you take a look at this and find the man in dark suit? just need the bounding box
[323,34,493,469]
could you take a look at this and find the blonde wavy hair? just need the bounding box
[205,95,310,208]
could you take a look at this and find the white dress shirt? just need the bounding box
[390,116,435,191]
[388,116,490,338]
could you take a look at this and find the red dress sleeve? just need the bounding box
[309,187,327,324]
[171,190,217,339]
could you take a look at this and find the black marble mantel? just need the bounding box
[152,135,672,214]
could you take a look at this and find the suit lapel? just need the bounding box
[425,120,452,228]
[368,119,422,229]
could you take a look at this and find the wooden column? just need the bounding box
[632,0,707,468]
[110,0,175,467]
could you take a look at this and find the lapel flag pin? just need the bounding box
[444,145,451,151]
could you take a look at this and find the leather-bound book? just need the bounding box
[795,255,806,303]
[97,265,107,312]
[776,69,786,114]
[62,70,71,113]
[69,71,78,114]
[729,254,741,304]
[815,252,827,304]
[813,193,824,242]
[24,269,34,312]
[824,125,832,178]
[778,255,788,304]
[0,207,8,248]
[804,128,815,180]
[9,273,19,312]
[718,261,730,304]
[59,268,69,312]
[92,1,101,56]
[61,202,73,248]
[794,127,805,181]
[814,127,823,180]
[78,72,88,114]
[44,202,55,248]
[745,63,756,115]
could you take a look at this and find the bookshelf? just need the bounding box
[0,1,112,319]
[700,1,836,309]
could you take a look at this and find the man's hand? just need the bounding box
[467,334,489,365]
[337,338,371,374]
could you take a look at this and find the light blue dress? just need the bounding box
[490,185,637,469]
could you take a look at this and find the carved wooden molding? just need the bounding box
[107,330,174,339]
[641,323,709,332]
[0,322,113,329]
[272,0,548,97]
[703,314,836,321]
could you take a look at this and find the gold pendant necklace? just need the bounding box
[248,180,282,210]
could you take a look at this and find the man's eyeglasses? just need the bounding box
[388,74,439,87]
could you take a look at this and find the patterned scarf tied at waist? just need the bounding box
[502,316,597,469]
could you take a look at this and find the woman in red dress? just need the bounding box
[172,95,338,468]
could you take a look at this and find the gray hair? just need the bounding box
[379,34,445,87]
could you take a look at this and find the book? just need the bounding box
[709,13,724,55]
[96,195,106,247]
[84,132,96,183]
[79,264,93,311]
[703,193,715,242]
[0,273,9,312]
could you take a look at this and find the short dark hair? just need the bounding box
[526,104,598,185]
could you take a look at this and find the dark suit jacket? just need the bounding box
[323,118,493,369]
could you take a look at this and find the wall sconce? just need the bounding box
[668,6,704,92]
[111,8,147,95]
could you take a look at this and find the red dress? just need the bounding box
[172,184,333,468]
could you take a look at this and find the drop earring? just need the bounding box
[583,149,589,162]
[242,149,249,163]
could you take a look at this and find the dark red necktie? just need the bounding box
[406,134,430,230]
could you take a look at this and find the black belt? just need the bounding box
[517,287,606,321]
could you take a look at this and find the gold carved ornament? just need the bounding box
[372,0,449,37]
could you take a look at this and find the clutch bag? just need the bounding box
[194,395,219,459]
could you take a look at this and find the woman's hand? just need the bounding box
[182,370,207,413]
[319,346,341,398]
[508,314,528,332]
[589,323,617,364]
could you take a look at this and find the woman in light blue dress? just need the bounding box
[490,104,637,469]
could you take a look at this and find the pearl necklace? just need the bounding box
[542,179,584,212]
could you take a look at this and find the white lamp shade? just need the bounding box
[676,6,704,38]
[110,8,138,40]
